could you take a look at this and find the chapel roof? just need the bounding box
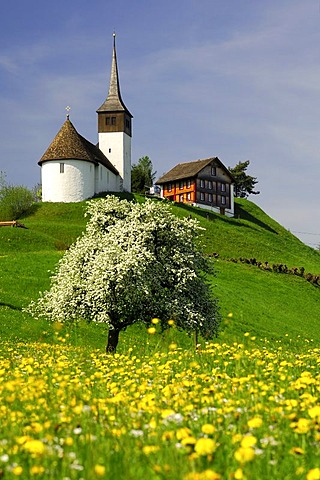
[156,157,234,184]
[38,118,119,175]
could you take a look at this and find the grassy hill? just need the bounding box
[1,195,319,350]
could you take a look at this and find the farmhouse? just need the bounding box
[39,33,132,203]
[156,157,235,217]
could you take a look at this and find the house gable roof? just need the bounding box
[38,118,119,175]
[156,157,234,184]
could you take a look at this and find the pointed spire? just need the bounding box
[107,32,121,103]
[97,33,132,116]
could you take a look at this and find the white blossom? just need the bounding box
[25,196,220,349]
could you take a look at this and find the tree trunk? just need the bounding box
[194,330,199,351]
[106,328,120,353]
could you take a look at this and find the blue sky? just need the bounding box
[0,0,320,247]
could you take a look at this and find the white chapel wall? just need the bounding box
[94,164,119,194]
[99,132,131,192]
[42,160,95,202]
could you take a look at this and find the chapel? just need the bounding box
[39,33,132,202]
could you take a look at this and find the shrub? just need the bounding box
[0,173,34,220]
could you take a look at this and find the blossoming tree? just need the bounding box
[27,196,220,352]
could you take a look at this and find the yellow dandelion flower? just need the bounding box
[29,422,43,433]
[147,327,156,335]
[240,435,257,448]
[181,436,197,447]
[151,318,160,324]
[201,424,215,435]
[307,468,320,480]
[234,447,255,463]
[194,437,217,456]
[16,436,30,445]
[201,470,221,480]
[142,445,160,455]
[232,433,242,444]
[161,409,175,418]
[234,468,244,480]
[290,447,304,455]
[23,439,45,456]
[12,466,23,476]
[162,431,175,441]
[30,465,45,475]
[308,406,320,419]
[184,473,200,480]
[168,319,175,326]
[247,416,263,429]
[94,465,106,476]
[292,418,310,434]
[176,427,192,440]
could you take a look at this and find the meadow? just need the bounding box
[0,196,320,478]
[0,327,320,479]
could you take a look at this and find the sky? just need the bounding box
[0,0,320,248]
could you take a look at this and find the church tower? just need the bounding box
[97,33,133,192]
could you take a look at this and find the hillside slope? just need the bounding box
[0,196,319,346]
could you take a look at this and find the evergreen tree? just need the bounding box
[131,156,156,193]
[228,160,260,198]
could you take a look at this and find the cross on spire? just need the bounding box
[65,105,71,119]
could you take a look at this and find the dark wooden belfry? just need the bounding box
[97,33,133,137]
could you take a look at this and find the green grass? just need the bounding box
[172,198,320,271]
[1,196,320,479]
[0,335,319,479]
[1,195,320,349]
[213,261,320,342]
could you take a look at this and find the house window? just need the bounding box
[200,192,205,201]
[221,196,226,205]
[125,119,130,129]
[187,192,191,201]
[179,181,184,189]
[200,179,205,188]
[221,183,226,192]
[186,179,191,188]
[60,163,64,174]
[168,183,172,192]
[111,117,116,125]
[109,148,112,153]
[106,117,111,125]
[208,180,212,190]
[180,194,184,202]
[208,193,213,203]
[211,166,216,176]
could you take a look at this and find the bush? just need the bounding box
[0,175,34,220]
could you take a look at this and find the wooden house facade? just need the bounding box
[156,157,234,217]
